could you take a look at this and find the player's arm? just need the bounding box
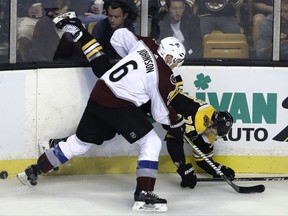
[168,90,205,139]
[164,86,200,189]
[165,129,197,189]
[110,28,139,58]
[193,134,235,178]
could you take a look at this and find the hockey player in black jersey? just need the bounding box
[138,94,235,190]
[164,97,235,189]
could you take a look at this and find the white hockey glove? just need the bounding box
[53,11,85,42]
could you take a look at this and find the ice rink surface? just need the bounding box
[1,173,287,216]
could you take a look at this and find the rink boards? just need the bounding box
[0,66,287,176]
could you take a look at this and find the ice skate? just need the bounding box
[132,190,168,212]
[17,165,41,186]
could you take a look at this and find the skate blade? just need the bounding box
[17,172,37,186]
[132,201,168,212]
[17,172,29,186]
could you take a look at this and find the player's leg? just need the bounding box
[52,11,111,77]
[17,134,92,185]
[49,137,68,148]
[104,106,167,212]
[18,100,116,186]
[133,129,167,212]
[78,100,167,211]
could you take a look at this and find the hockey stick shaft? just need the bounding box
[197,176,288,182]
[183,135,265,193]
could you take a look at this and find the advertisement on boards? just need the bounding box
[178,66,288,156]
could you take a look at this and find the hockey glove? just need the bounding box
[53,11,85,42]
[214,164,235,179]
[177,163,197,189]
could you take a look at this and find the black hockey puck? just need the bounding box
[0,171,8,179]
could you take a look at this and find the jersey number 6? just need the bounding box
[109,60,138,82]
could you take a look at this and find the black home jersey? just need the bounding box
[170,93,216,138]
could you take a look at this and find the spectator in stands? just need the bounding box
[252,0,273,49]
[134,0,173,35]
[256,0,288,60]
[148,0,167,16]
[150,0,203,60]
[78,0,107,27]
[253,0,273,17]
[79,0,137,27]
[17,0,50,62]
[31,0,85,62]
[69,0,92,15]
[195,0,243,38]
[91,0,136,63]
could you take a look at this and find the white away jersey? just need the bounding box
[100,40,170,125]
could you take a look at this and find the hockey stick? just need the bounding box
[197,176,288,182]
[183,135,265,193]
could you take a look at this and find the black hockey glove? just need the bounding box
[177,163,197,189]
[53,11,85,42]
[213,164,235,179]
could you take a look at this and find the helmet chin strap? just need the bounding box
[171,59,184,68]
[176,59,184,67]
[164,55,184,68]
[166,60,173,67]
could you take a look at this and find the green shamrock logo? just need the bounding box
[194,73,211,90]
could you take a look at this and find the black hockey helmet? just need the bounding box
[211,111,233,137]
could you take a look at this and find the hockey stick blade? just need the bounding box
[237,184,265,193]
[220,174,265,193]
[183,135,265,194]
[198,176,288,182]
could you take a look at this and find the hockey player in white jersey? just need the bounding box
[18,12,187,212]
[18,11,235,212]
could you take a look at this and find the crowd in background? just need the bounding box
[0,0,287,63]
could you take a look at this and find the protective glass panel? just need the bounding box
[0,0,9,63]
[280,0,288,60]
